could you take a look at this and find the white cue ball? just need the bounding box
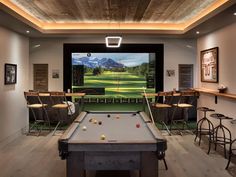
[82,126,87,131]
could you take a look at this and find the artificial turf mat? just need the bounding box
[83,103,144,111]
[29,103,197,132]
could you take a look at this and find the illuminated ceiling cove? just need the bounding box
[0,0,231,34]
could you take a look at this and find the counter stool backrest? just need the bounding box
[50,91,67,105]
[162,91,174,105]
[49,91,72,114]
[155,91,173,104]
[177,90,198,105]
[24,91,42,105]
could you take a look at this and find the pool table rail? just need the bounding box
[58,111,167,160]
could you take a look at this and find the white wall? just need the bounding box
[0,26,29,142]
[197,22,236,139]
[29,36,196,91]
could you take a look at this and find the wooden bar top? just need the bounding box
[193,88,236,100]
[142,93,181,97]
[38,92,86,97]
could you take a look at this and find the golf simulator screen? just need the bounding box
[71,53,155,98]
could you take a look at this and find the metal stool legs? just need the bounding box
[208,113,232,158]
[194,107,214,147]
[226,139,236,169]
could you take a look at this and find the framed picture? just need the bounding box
[52,69,59,79]
[200,47,218,83]
[166,70,175,77]
[5,63,17,85]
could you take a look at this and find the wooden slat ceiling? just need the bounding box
[0,0,232,34]
[10,0,217,23]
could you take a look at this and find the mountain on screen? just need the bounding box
[72,57,124,68]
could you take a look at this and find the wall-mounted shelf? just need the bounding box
[193,88,236,103]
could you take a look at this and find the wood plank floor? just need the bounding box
[0,132,235,177]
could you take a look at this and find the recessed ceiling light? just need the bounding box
[234,12,236,16]
[196,31,200,34]
[33,44,41,48]
[186,45,193,48]
[26,30,30,33]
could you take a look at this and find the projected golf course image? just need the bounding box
[72,53,155,98]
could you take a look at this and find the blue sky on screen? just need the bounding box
[72,53,149,67]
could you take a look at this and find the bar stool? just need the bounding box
[24,91,50,135]
[151,91,173,135]
[170,90,198,133]
[226,138,236,169]
[50,91,72,135]
[208,113,232,158]
[194,107,215,147]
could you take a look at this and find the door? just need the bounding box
[179,64,193,90]
[33,64,48,91]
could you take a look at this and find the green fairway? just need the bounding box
[73,71,155,98]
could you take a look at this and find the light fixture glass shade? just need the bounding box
[105,36,122,48]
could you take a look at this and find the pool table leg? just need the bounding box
[67,152,84,177]
[140,152,158,177]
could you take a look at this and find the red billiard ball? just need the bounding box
[136,123,140,128]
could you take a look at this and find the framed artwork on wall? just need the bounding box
[52,69,59,79]
[5,63,17,85]
[200,47,218,83]
[166,69,175,77]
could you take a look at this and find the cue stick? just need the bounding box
[143,87,155,124]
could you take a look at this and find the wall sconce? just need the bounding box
[105,36,122,48]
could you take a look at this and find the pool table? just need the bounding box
[58,111,167,177]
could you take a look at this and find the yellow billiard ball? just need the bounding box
[100,134,106,140]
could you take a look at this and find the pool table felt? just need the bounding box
[69,112,157,143]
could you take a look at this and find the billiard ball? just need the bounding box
[107,114,110,118]
[98,121,102,125]
[82,126,87,131]
[136,123,140,128]
[93,120,98,124]
[116,115,120,119]
[100,134,106,140]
